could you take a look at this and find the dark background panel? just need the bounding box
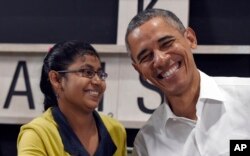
[0,0,118,44]
[189,0,250,45]
[194,54,250,77]
[1,0,250,44]
[0,124,21,156]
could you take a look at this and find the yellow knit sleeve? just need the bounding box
[17,109,70,156]
[17,128,47,156]
[100,114,127,156]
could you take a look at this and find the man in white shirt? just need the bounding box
[125,8,250,156]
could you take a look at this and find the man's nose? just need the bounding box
[153,50,170,69]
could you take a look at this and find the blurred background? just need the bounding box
[1,0,250,155]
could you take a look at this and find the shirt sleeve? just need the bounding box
[17,129,47,156]
[132,131,148,156]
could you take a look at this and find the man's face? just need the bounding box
[127,17,198,97]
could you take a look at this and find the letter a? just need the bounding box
[3,61,35,109]
[234,144,241,151]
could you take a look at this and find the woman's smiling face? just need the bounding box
[58,54,106,113]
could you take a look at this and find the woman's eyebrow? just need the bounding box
[81,64,102,70]
[78,64,93,69]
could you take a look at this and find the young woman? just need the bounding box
[17,40,127,156]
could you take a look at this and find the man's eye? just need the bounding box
[160,39,175,50]
[140,53,153,63]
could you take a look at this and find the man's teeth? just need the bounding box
[89,90,99,96]
[162,64,178,78]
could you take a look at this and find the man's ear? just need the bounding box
[48,70,62,91]
[184,27,197,49]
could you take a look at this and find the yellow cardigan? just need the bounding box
[17,108,127,156]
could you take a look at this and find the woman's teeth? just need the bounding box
[89,90,99,96]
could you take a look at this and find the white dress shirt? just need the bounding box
[132,71,250,156]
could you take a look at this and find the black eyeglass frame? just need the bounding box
[56,68,108,80]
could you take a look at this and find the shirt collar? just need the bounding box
[196,71,226,118]
[198,70,225,102]
[162,71,226,127]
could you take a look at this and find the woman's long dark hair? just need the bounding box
[40,40,100,110]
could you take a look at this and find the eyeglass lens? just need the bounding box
[81,69,107,80]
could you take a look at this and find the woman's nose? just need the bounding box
[91,73,102,84]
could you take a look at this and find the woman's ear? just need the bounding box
[48,70,62,92]
[184,27,197,49]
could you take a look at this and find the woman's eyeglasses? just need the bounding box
[57,68,108,80]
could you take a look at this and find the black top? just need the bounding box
[52,107,116,156]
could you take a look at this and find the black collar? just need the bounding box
[52,107,116,156]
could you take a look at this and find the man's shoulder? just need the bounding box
[210,76,250,103]
[200,70,250,86]
[212,76,250,95]
[213,76,250,86]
